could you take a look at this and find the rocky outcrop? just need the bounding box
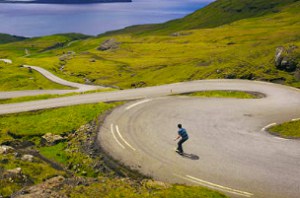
[5,167,22,176]
[2,167,28,183]
[275,46,299,72]
[0,145,14,154]
[14,176,66,198]
[131,81,147,88]
[170,32,192,37]
[97,38,120,51]
[142,180,171,189]
[59,51,75,61]
[21,154,34,162]
[41,133,64,146]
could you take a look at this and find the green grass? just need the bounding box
[180,90,259,99]
[39,142,69,164]
[67,179,227,198]
[0,62,71,91]
[0,33,26,44]
[0,93,76,104]
[108,0,298,35]
[0,103,116,137]
[39,142,100,177]
[269,120,300,138]
[0,88,115,104]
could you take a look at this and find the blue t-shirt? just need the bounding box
[178,128,189,139]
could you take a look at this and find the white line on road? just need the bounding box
[125,99,152,110]
[110,124,125,149]
[115,125,136,151]
[292,118,300,122]
[261,123,277,131]
[174,174,253,197]
[273,137,288,141]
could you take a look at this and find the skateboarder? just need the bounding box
[174,124,189,155]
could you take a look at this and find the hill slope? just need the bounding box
[0,33,27,44]
[0,0,299,90]
[108,0,300,35]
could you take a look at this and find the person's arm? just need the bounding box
[174,134,181,141]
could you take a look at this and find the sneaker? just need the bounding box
[175,150,183,155]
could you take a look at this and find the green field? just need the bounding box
[269,120,300,138]
[0,103,115,137]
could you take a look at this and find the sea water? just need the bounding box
[0,0,212,37]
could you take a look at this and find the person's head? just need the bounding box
[177,124,182,128]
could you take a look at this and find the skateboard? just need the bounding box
[175,149,184,155]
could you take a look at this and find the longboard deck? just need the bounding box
[175,150,184,155]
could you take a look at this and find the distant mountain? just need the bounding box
[0,0,131,4]
[0,33,27,44]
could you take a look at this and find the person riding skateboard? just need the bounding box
[174,124,189,155]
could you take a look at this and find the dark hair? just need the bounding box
[178,124,182,128]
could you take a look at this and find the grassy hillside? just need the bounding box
[0,33,27,44]
[108,0,300,35]
[0,0,299,90]
[0,33,91,58]
[0,62,70,91]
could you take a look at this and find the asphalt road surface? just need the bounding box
[98,83,300,198]
[1,65,300,198]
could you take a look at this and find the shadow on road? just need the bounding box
[181,153,200,160]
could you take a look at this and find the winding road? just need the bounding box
[0,64,104,99]
[1,64,300,198]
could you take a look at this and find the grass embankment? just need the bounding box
[0,103,114,137]
[0,103,226,198]
[180,90,260,99]
[0,88,115,104]
[0,103,116,196]
[0,62,70,91]
[269,120,300,138]
[1,0,298,90]
[66,182,226,198]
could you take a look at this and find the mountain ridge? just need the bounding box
[0,33,27,44]
[105,0,300,35]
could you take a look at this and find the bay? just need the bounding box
[0,0,213,37]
